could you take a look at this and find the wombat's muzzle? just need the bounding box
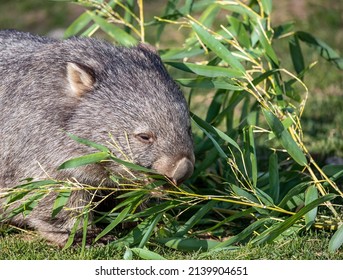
[169,157,194,185]
[153,155,194,186]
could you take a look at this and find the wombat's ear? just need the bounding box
[66,62,95,98]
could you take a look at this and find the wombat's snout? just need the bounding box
[153,155,194,186]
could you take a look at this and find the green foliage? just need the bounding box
[2,0,343,258]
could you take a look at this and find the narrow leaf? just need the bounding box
[87,11,137,46]
[131,248,166,260]
[52,190,72,218]
[304,185,318,229]
[329,224,343,252]
[157,237,219,252]
[190,21,245,73]
[176,200,217,237]
[94,206,131,242]
[138,213,163,248]
[58,151,109,170]
[263,109,307,166]
[268,153,280,203]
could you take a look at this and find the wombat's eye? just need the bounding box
[135,132,155,144]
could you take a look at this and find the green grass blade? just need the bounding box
[58,151,109,170]
[263,109,307,166]
[190,21,245,73]
[329,224,343,252]
[304,185,318,229]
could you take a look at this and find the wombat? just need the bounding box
[0,30,194,246]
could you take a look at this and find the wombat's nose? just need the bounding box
[170,157,194,185]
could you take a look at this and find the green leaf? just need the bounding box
[263,109,307,166]
[254,19,279,65]
[52,190,72,218]
[87,11,137,46]
[157,237,219,252]
[261,0,272,15]
[213,218,269,249]
[177,77,243,91]
[123,248,133,260]
[58,151,109,170]
[131,248,166,260]
[296,31,343,70]
[66,132,110,152]
[63,217,81,250]
[138,213,163,248]
[243,126,257,187]
[289,35,305,75]
[304,185,318,229]
[261,194,336,243]
[329,224,343,252]
[268,153,280,203]
[109,155,157,174]
[190,21,245,73]
[176,200,217,237]
[64,12,92,38]
[166,61,242,78]
[94,206,131,242]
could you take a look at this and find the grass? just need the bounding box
[1,227,342,260]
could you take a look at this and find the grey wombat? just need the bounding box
[0,30,194,246]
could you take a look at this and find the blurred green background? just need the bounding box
[0,0,342,161]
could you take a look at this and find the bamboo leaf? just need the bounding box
[289,34,305,75]
[66,132,110,152]
[262,194,336,243]
[263,109,307,166]
[64,12,92,38]
[138,213,163,248]
[131,248,166,260]
[94,206,131,242]
[213,218,269,249]
[329,224,343,252]
[87,11,137,46]
[166,61,242,78]
[296,31,343,70]
[304,185,318,229]
[176,200,217,237]
[58,151,109,170]
[269,153,280,203]
[157,237,219,252]
[52,190,72,218]
[190,21,245,73]
[177,77,243,91]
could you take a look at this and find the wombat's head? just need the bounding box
[63,39,194,185]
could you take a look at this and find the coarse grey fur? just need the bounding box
[0,30,194,246]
